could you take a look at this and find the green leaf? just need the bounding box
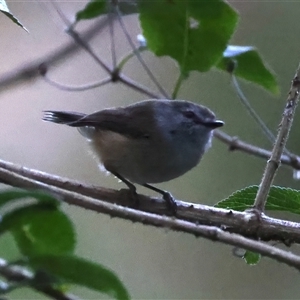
[215,185,300,215]
[0,189,58,210]
[243,251,261,265]
[217,45,279,94]
[75,0,137,21]
[76,0,107,21]
[138,0,238,74]
[0,204,76,256]
[29,254,130,300]
[0,0,28,31]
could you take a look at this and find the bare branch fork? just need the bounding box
[1,10,300,270]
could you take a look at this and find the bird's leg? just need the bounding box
[143,183,177,215]
[110,172,177,214]
[110,171,140,208]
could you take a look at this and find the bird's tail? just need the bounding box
[43,111,87,126]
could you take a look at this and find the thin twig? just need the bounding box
[51,0,73,28]
[42,75,111,92]
[0,258,80,300]
[232,75,294,158]
[118,74,161,98]
[55,10,165,100]
[114,5,170,99]
[108,12,117,69]
[0,17,110,94]
[51,1,111,76]
[253,64,300,212]
[65,28,112,75]
[232,75,276,145]
[172,73,185,99]
[214,130,300,170]
[117,46,147,71]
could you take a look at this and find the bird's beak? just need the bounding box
[204,120,224,129]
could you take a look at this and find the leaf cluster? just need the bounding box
[0,190,129,299]
[75,0,278,94]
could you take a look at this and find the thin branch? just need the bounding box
[51,1,111,76]
[51,0,73,28]
[42,75,112,92]
[114,6,170,99]
[253,65,300,212]
[232,75,276,145]
[65,27,112,75]
[108,12,117,69]
[0,258,80,300]
[0,17,111,94]
[232,75,294,158]
[118,74,161,98]
[214,130,300,170]
[55,11,165,100]
[172,73,185,99]
[117,46,147,71]
[1,161,300,244]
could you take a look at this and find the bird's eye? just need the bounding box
[183,110,196,119]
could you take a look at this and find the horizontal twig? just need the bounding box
[0,160,300,245]
[1,166,300,271]
[214,130,300,170]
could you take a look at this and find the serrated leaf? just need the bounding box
[243,251,261,265]
[217,45,279,94]
[29,254,130,300]
[0,189,58,210]
[0,0,28,31]
[0,204,76,256]
[215,185,300,215]
[76,0,107,21]
[138,0,238,74]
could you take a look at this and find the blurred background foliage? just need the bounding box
[1,1,300,299]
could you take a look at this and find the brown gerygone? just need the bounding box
[43,99,224,213]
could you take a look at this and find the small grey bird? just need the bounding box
[43,99,224,213]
